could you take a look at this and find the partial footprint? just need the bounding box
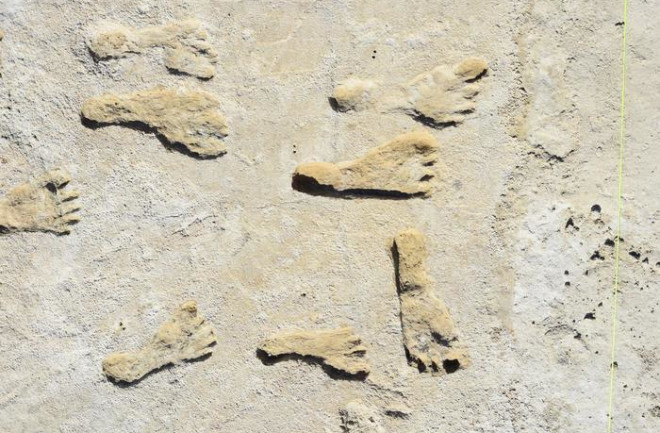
[293,131,438,198]
[331,58,488,127]
[81,86,228,158]
[0,168,80,235]
[87,18,218,79]
[331,78,378,112]
[341,400,386,433]
[102,301,216,384]
[258,327,370,378]
[392,228,471,375]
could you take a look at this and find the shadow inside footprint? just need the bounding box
[464,68,488,83]
[80,117,223,160]
[411,113,459,129]
[442,359,461,374]
[164,66,214,81]
[328,96,343,112]
[291,173,425,200]
[256,349,368,381]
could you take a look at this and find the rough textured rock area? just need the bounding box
[340,400,386,433]
[0,1,658,432]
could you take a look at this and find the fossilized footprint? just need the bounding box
[102,301,216,384]
[293,131,438,198]
[0,168,80,235]
[392,228,470,375]
[88,18,218,79]
[81,86,228,158]
[258,327,370,378]
[331,58,488,127]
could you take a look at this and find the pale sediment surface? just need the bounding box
[0,1,658,432]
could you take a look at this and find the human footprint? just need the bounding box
[393,228,470,375]
[258,327,370,378]
[331,58,488,127]
[81,86,228,158]
[0,168,80,235]
[405,58,488,125]
[103,301,216,384]
[87,18,218,79]
[293,131,438,198]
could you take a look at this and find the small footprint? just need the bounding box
[331,58,488,127]
[102,301,217,384]
[0,168,81,235]
[258,327,370,378]
[87,18,218,79]
[293,131,438,198]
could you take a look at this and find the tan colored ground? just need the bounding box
[0,1,658,432]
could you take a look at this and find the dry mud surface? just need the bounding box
[0,1,658,432]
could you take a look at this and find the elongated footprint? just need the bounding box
[81,86,228,158]
[393,228,471,375]
[87,18,218,79]
[331,58,488,127]
[293,131,438,198]
[258,327,370,378]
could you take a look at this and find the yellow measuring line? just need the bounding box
[607,0,629,431]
